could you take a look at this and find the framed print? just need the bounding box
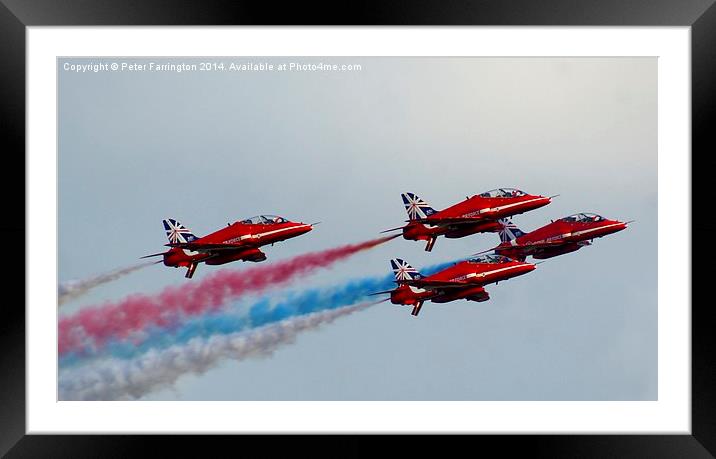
[2,0,715,456]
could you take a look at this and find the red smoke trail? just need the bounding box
[58,236,396,355]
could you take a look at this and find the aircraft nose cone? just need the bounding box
[512,262,536,276]
[609,220,628,232]
[532,196,551,209]
[288,223,312,236]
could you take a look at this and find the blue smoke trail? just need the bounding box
[60,260,455,367]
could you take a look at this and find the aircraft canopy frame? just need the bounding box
[467,254,513,264]
[478,188,528,198]
[560,213,605,223]
[239,215,288,225]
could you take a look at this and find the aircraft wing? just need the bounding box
[165,241,254,252]
[397,279,471,290]
[410,216,491,226]
[368,290,395,296]
[516,239,572,249]
[383,217,491,232]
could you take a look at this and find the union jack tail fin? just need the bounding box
[401,193,437,220]
[498,218,526,243]
[163,218,199,244]
[391,258,423,281]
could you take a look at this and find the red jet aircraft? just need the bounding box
[373,255,536,317]
[383,189,553,251]
[142,216,314,278]
[478,213,630,261]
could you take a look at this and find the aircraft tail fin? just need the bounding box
[390,258,423,281]
[163,218,199,244]
[401,193,437,221]
[498,218,526,243]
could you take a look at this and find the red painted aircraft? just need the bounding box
[478,213,630,261]
[383,189,553,251]
[373,255,536,317]
[142,216,314,278]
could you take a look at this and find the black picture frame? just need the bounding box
[2,0,713,456]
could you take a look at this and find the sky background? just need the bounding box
[58,57,656,400]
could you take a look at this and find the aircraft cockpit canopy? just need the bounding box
[560,213,605,223]
[478,188,527,198]
[239,215,288,225]
[467,254,512,264]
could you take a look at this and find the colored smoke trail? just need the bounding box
[59,236,397,355]
[59,302,381,400]
[60,260,454,364]
[58,262,157,306]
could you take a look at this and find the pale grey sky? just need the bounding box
[59,57,656,400]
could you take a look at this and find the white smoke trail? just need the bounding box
[58,262,157,306]
[58,302,378,400]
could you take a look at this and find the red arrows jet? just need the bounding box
[374,255,536,317]
[383,189,553,251]
[479,213,630,261]
[142,216,314,278]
